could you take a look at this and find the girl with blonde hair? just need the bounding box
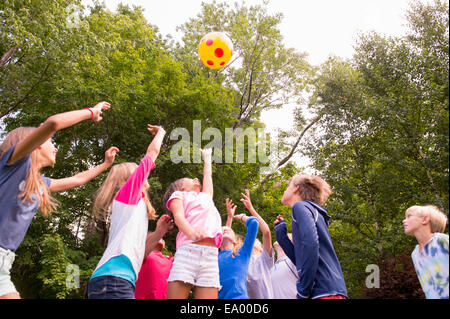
[0,102,117,299]
[87,124,169,299]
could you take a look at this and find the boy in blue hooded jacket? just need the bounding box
[274,174,347,299]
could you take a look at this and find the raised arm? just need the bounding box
[240,189,272,257]
[234,214,259,258]
[7,102,110,165]
[200,148,213,197]
[146,124,166,163]
[144,215,174,258]
[225,198,237,228]
[49,146,119,193]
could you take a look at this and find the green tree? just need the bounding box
[3,0,308,298]
[306,0,449,298]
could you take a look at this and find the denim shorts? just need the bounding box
[167,243,220,288]
[87,276,135,299]
[0,247,18,296]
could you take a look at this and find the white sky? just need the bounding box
[99,0,417,65]
[93,0,426,169]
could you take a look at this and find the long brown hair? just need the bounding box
[0,127,58,216]
[92,162,157,222]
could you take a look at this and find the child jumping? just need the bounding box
[0,102,117,299]
[163,148,223,299]
[403,205,448,299]
[274,174,348,299]
[87,125,168,299]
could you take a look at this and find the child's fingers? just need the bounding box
[200,148,212,156]
[147,124,165,136]
[108,146,119,154]
[193,229,207,241]
[94,101,110,110]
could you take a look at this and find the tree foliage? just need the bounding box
[0,0,448,298]
[306,0,448,297]
[2,0,308,298]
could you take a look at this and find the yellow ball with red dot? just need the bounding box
[198,32,233,69]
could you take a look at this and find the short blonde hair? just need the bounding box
[406,205,448,233]
[290,174,332,206]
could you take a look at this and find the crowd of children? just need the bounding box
[0,104,448,299]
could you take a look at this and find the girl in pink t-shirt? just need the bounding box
[163,148,223,299]
[87,125,172,299]
[134,236,173,299]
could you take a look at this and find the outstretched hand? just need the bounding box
[240,189,255,213]
[226,198,237,218]
[104,146,119,167]
[91,101,111,122]
[147,124,166,136]
[199,148,212,161]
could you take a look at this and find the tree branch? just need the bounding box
[0,63,51,119]
[0,47,18,67]
[260,114,322,186]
